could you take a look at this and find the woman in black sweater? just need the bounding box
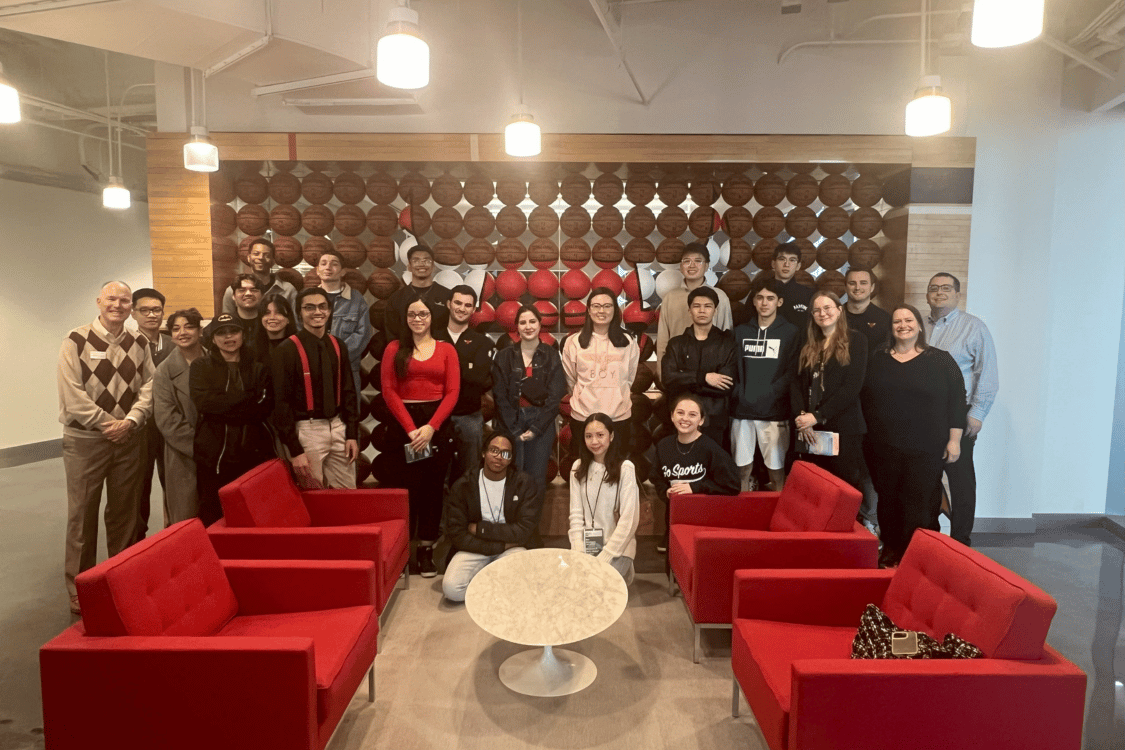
[861,304,967,567]
[791,291,868,489]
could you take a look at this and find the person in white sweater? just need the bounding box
[568,413,640,585]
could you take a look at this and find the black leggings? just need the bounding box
[866,439,945,562]
[382,401,454,542]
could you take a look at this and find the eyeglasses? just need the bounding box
[812,306,838,316]
[136,307,163,316]
[406,311,431,320]
[487,447,512,459]
[301,303,330,312]
[928,284,956,293]
[589,304,615,312]
[680,259,704,266]
[776,257,799,265]
[411,258,434,267]
[235,287,262,295]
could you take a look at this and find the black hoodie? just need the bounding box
[733,315,799,421]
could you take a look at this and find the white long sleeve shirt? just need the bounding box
[568,459,640,562]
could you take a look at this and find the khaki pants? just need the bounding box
[295,417,356,489]
[62,431,143,597]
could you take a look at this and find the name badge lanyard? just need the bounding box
[480,474,503,524]
[583,469,621,528]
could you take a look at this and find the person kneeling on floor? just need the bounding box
[441,431,545,603]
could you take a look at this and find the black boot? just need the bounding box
[418,544,437,578]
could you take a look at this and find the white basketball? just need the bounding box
[707,237,723,268]
[712,239,729,271]
[397,235,419,267]
[637,268,656,299]
[402,270,413,285]
[434,269,463,291]
[655,268,684,299]
[704,269,718,287]
[464,269,489,300]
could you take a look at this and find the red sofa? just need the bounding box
[40,519,380,750]
[209,458,409,615]
[669,461,878,661]
[731,529,1087,750]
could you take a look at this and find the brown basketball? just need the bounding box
[463,174,494,207]
[656,206,688,238]
[305,161,329,172]
[592,237,624,268]
[212,236,237,263]
[560,206,591,238]
[528,237,559,268]
[817,270,847,297]
[851,175,882,207]
[816,238,849,270]
[850,207,883,239]
[594,162,622,174]
[275,268,303,291]
[727,238,753,270]
[817,206,851,238]
[882,207,909,240]
[432,239,463,267]
[495,177,527,206]
[367,269,402,300]
[715,269,752,303]
[528,205,560,238]
[334,205,367,236]
[528,178,559,206]
[331,172,365,204]
[301,172,334,204]
[211,203,236,237]
[496,238,527,268]
[496,205,527,238]
[820,162,849,175]
[795,239,817,269]
[689,177,721,206]
[795,270,816,288]
[560,173,591,206]
[234,171,268,204]
[397,171,430,204]
[656,237,686,265]
[719,206,750,239]
[303,236,334,267]
[236,204,269,235]
[366,172,398,204]
[819,174,852,207]
[273,236,302,268]
[721,174,754,206]
[560,237,591,268]
[593,173,624,206]
[431,206,464,239]
[209,170,236,204]
[302,204,334,236]
[625,176,656,206]
[757,162,785,174]
[753,207,785,239]
[785,206,818,239]
[624,237,656,266]
[367,236,396,267]
[267,204,300,236]
[464,238,495,266]
[269,172,302,204]
[303,269,320,289]
[430,173,463,207]
[400,204,431,236]
[787,163,817,174]
[336,237,367,268]
[366,204,398,236]
[752,238,778,270]
[625,206,656,238]
[272,160,297,172]
[786,173,819,207]
[656,178,688,206]
[343,269,367,296]
[689,206,721,239]
[754,173,786,207]
[237,235,258,265]
[849,239,883,270]
[463,206,496,239]
[592,206,623,238]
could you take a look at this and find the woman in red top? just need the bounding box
[380,297,460,577]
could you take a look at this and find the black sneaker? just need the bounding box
[418,545,437,578]
[656,534,668,555]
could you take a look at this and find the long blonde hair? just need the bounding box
[798,291,852,371]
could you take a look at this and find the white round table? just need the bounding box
[464,547,628,697]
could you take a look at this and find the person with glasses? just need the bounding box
[129,288,172,543]
[771,242,814,329]
[561,287,639,458]
[226,275,265,355]
[384,244,452,340]
[153,308,205,525]
[656,242,732,380]
[924,272,998,548]
[220,237,297,316]
[271,287,361,490]
[441,431,543,602]
[315,248,372,396]
[791,291,868,489]
[380,297,460,578]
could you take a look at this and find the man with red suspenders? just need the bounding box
[272,287,360,488]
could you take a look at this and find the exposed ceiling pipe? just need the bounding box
[0,0,123,19]
[24,118,145,151]
[587,0,647,104]
[848,8,962,38]
[1068,0,1125,47]
[779,38,921,65]
[20,94,150,137]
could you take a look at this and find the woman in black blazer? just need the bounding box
[791,291,867,489]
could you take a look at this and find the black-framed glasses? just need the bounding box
[407,311,431,320]
[928,284,956,293]
[487,447,512,460]
[135,307,163,316]
[301,303,330,312]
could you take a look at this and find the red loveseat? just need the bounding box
[731,529,1087,750]
[669,461,878,662]
[208,458,409,615]
[40,519,380,750]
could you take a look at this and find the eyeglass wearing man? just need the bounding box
[656,242,733,381]
[129,288,173,545]
[384,245,452,340]
[770,242,813,329]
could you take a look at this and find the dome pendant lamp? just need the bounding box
[904,0,951,137]
[0,62,21,124]
[103,177,131,209]
[376,5,430,90]
[971,0,1045,48]
[183,70,219,172]
[504,0,541,157]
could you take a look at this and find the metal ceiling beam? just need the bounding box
[0,0,123,18]
[20,94,150,136]
[1040,35,1115,80]
[251,69,379,97]
[588,0,647,105]
[203,36,272,78]
[282,97,417,107]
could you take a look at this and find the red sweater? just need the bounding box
[381,340,460,432]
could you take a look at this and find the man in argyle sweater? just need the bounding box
[57,281,154,615]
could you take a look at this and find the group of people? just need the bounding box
[57,235,996,614]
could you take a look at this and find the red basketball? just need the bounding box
[561,269,592,300]
[689,177,721,206]
[464,238,495,266]
[560,206,591,238]
[496,269,528,300]
[819,174,852,207]
[534,300,559,327]
[433,239,463,267]
[495,238,527,269]
[625,206,656,238]
[302,204,334,236]
[463,206,495,239]
[211,203,236,237]
[560,173,591,206]
[592,206,623,238]
[336,237,367,268]
[528,269,559,299]
[625,176,656,206]
[592,268,624,296]
[478,270,497,301]
[851,174,882,207]
[367,269,402,300]
[753,207,785,239]
[593,173,624,205]
[431,206,464,239]
[273,236,302,268]
[624,237,656,266]
[303,236,334,267]
[430,173,463,207]
[528,178,559,206]
[366,205,398,236]
[657,178,687,206]
[623,300,656,327]
[366,172,398,204]
[334,205,367,236]
[656,206,688,238]
[656,237,685,265]
[563,300,587,328]
[622,269,652,301]
[269,172,301,204]
[496,206,527,238]
[463,174,494,207]
[495,177,526,206]
[343,269,368,295]
[785,206,818,239]
[333,171,366,204]
[849,239,883,270]
[752,238,778,271]
[817,270,847,297]
[816,238,849,270]
[398,171,431,204]
[786,173,819,207]
[818,206,851,238]
[496,300,522,332]
[367,236,396,267]
[470,301,496,329]
[689,206,721,239]
[302,172,334,204]
[715,269,752,303]
[850,207,883,239]
[528,238,559,268]
[561,237,591,269]
[398,204,431,236]
[209,170,236,204]
[236,204,269,236]
[528,206,559,237]
[235,172,268,204]
[727,238,752,270]
[721,174,754,206]
[592,238,624,268]
[754,173,786,207]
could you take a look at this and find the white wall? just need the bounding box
[0,180,152,449]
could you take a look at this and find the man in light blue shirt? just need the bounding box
[925,272,999,547]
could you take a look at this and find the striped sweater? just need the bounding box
[57,317,154,437]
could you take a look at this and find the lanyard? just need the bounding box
[479,474,504,523]
[583,468,605,529]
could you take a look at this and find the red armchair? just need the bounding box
[209,459,409,615]
[669,461,877,662]
[731,529,1087,750]
[40,519,380,750]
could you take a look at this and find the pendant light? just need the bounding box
[505,0,541,157]
[0,62,20,124]
[101,53,130,209]
[904,0,951,137]
[102,177,131,209]
[183,70,219,172]
[971,0,1044,48]
[376,4,429,90]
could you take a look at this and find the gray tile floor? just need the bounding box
[2,458,1122,749]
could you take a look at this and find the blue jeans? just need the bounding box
[449,413,484,488]
[512,405,556,495]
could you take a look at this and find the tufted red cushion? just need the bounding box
[76,520,237,637]
[769,461,861,533]
[882,530,1057,660]
[219,459,311,528]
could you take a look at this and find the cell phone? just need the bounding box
[891,630,919,656]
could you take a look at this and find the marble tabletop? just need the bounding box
[465,547,629,647]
